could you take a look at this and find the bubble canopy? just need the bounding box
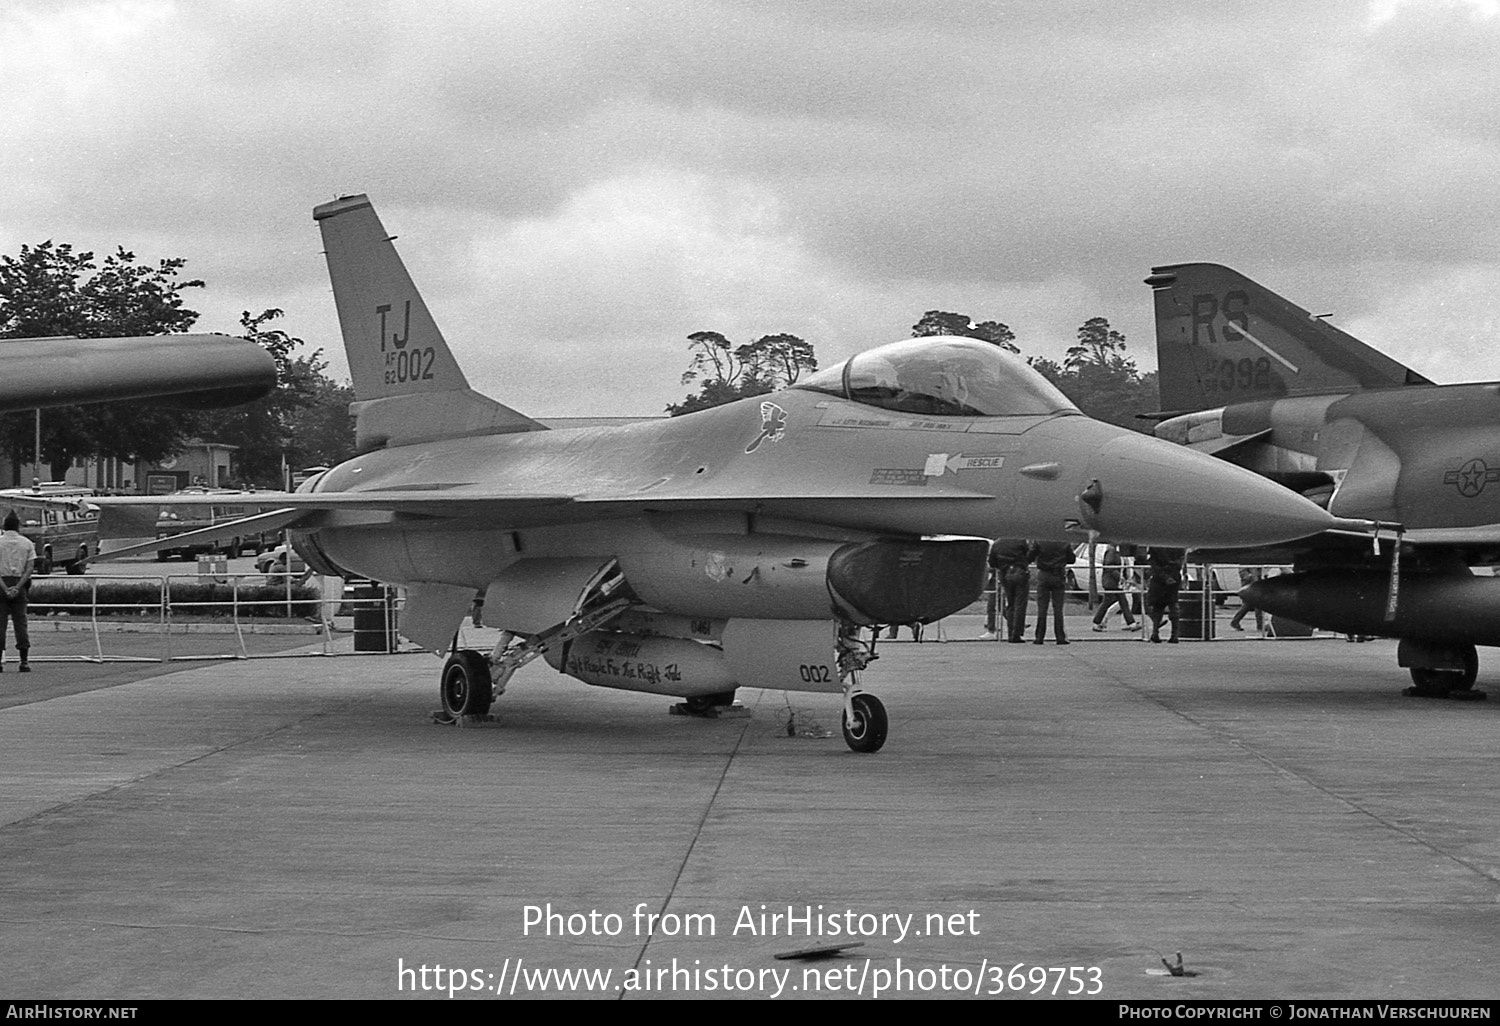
[794,337,1078,418]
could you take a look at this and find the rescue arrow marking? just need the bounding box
[923,453,1006,477]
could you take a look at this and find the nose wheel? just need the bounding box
[841,693,888,753]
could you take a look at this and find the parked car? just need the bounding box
[255,543,306,577]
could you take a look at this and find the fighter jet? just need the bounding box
[0,333,276,412]
[1148,262,1500,697]
[97,198,1342,753]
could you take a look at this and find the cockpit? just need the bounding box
[793,336,1078,418]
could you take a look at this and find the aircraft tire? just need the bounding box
[684,690,736,714]
[842,694,888,754]
[1408,643,1478,693]
[441,651,494,717]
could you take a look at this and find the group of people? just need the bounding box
[985,539,1187,645]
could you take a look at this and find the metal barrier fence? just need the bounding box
[19,562,1308,664]
[21,571,410,664]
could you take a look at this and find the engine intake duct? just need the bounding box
[827,538,989,626]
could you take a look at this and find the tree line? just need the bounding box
[0,241,354,487]
[667,310,1159,430]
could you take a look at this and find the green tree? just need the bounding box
[283,375,356,473]
[911,311,1018,352]
[667,331,817,416]
[0,242,206,479]
[1066,316,1130,372]
[1031,318,1158,431]
[193,310,316,486]
[196,310,359,486]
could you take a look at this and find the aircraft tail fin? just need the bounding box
[1146,262,1430,415]
[313,194,545,450]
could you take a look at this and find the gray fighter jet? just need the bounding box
[97,198,1343,752]
[1149,262,1500,697]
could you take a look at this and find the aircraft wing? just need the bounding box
[93,507,306,562]
[98,487,988,516]
[92,487,991,560]
[1396,524,1500,547]
[1190,520,1500,567]
[0,334,277,412]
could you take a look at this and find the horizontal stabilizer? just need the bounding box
[1185,430,1271,457]
[351,391,546,452]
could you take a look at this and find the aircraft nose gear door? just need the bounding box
[439,558,637,720]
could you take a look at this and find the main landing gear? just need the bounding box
[1403,641,1484,700]
[441,650,494,718]
[438,559,634,722]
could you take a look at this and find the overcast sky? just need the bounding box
[2,0,1497,416]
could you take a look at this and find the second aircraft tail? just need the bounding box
[1146,262,1429,416]
[314,194,545,450]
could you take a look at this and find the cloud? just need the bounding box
[1,0,1498,418]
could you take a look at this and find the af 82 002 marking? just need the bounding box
[384,346,437,385]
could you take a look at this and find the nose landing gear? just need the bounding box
[841,692,888,753]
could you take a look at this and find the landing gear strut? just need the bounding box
[837,624,887,753]
[438,558,634,720]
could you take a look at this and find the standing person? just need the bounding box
[1091,544,1141,632]
[1144,547,1186,644]
[1029,539,1074,646]
[981,539,1002,640]
[0,510,36,672]
[988,538,1031,643]
[1229,566,1264,633]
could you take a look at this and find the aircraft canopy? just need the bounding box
[796,337,1077,418]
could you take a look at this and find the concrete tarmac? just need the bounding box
[1,628,1496,1001]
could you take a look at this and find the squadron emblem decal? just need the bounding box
[745,402,788,453]
[1444,458,1500,498]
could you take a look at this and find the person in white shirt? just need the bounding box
[0,510,36,672]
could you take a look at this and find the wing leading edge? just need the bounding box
[90,487,990,561]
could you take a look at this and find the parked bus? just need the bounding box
[0,484,99,574]
[155,487,286,560]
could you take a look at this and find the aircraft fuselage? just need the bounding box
[1160,382,1500,540]
[301,384,1335,593]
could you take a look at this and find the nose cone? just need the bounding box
[1085,432,1334,549]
